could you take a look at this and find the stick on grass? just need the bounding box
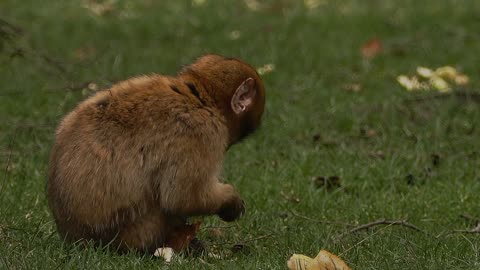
[337,219,423,239]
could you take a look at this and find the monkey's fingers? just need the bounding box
[218,198,245,222]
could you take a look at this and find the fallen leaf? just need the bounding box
[397,75,422,91]
[82,0,116,16]
[397,65,470,92]
[208,227,224,238]
[435,66,457,80]
[431,153,440,167]
[228,30,241,40]
[368,150,385,159]
[257,63,275,75]
[312,176,342,190]
[280,190,300,203]
[405,173,415,185]
[454,74,469,85]
[360,127,378,138]
[165,222,201,252]
[416,66,434,78]
[342,83,362,92]
[361,38,383,59]
[72,46,96,61]
[287,249,351,270]
[304,0,327,9]
[312,133,322,142]
[431,76,450,92]
[192,0,206,6]
[244,0,261,11]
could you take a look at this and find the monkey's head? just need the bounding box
[180,54,266,146]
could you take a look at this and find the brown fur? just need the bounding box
[47,55,265,253]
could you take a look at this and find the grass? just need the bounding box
[1,0,480,269]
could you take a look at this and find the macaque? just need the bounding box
[47,54,266,253]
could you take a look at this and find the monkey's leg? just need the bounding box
[116,211,183,253]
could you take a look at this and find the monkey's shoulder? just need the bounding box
[64,75,225,140]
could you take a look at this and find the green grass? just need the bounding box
[1,0,480,269]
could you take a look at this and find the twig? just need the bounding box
[240,233,275,243]
[200,225,236,230]
[0,18,23,35]
[404,90,480,104]
[460,213,480,224]
[337,219,423,239]
[452,224,480,235]
[289,210,354,227]
[208,233,275,247]
[435,214,480,237]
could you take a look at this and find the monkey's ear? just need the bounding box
[231,78,256,115]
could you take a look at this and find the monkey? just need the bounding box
[46,54,266,254]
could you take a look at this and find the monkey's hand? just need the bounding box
[218,196,245,222]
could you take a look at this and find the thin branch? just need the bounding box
[452,224,480,235]
[200,225,236,230]
[337,219,423,239]
[460,213,480,224]
[207,233,275,247]
[0,18,23,35]
[404,90,480,104]
[289,210,354,227]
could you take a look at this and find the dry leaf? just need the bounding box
[192,0,206,6]
[397,75,422,91]
[454,74,469,85]
[229,30,241,40]
[245,0,261,11]
[361,38,383,59]
[72,46,96,61]
[304,0,327,9]
[257,63,275,75]
[430,76,450,92]
[82,0,116,16]
[435,66,457,80]
[312,176,342,190]
[342,83,362,92]
[416,66,434,78]
[208,227,224,238]
[280,190,300,203]
[288,249,351,270]
[368,150,385,159]
[165,222,201,252]
[397,65,470,92]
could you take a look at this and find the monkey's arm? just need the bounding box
[149,119,244,221]
[159,171,244,222]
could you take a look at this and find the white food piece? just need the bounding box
[154,247,174,263]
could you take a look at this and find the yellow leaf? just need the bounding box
[430,77,450,92]
[287,250,351,270]
[454,74,469,85]
[257,64,275,75]
[416,66,434,78]
[435,66,457,80]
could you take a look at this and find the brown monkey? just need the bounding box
[47,54,265,253]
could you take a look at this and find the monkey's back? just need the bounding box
[47,75,228,240]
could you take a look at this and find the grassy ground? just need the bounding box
[1,0,480,269]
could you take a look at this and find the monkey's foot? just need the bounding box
[165,222,201,252]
